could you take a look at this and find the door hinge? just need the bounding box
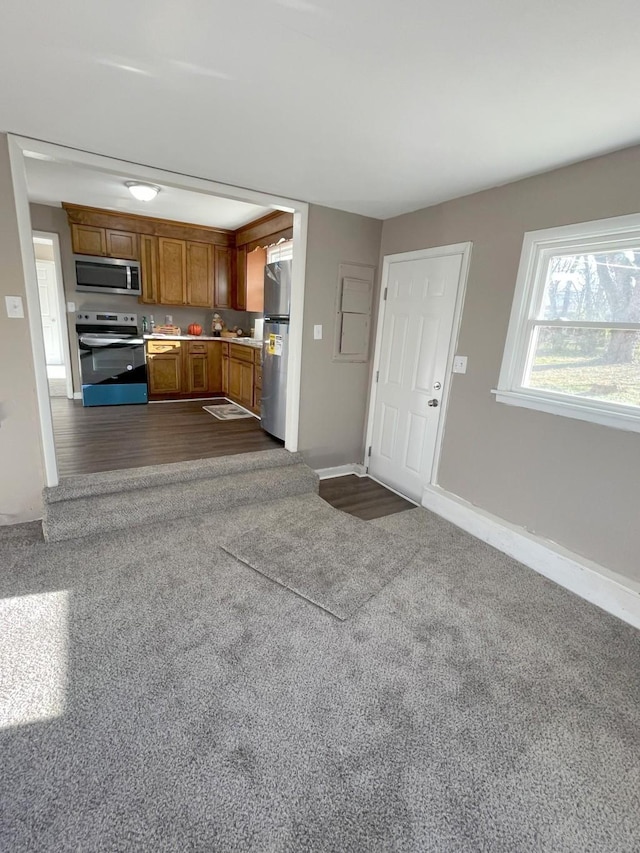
[375,370,379,383]
[383,287,388,301]
[367,446,372,458]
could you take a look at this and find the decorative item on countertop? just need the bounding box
[142,316,149,333]
[211,312,224,337]
[152,324,182,336]
[187,323,203,336]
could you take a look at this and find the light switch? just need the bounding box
[314,324,323,340]
[67,301,76,313]
[453,355,468,374]
[5,296,25,319]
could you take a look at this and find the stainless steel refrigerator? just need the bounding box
[261,260,291,440]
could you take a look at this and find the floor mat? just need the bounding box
[221,493,420,619]
[203,403,255,420]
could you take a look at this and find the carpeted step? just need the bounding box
[44,449,303,503]
[43,453,318,542]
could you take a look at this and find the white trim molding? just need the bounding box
[32,230,74,400]
[7,137,59,487]
[364,241,472,489]
[492,388,640,433]
[422,484,640,631]
[315,463,367,480]
[497,211,640,433]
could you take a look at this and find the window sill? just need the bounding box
[492,389,640,434]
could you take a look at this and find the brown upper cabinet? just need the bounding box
[156,239,217,308]
[214,246,232,309]
[71,223,139,259]
[64,203,294,310]
[186,242,214,307]
[158,238,187,305]
[246,246,267,312]
[71,224,106,257]
[139,234,158,304]
[106,229,139,260]
[234,211,293,311]
[235,246,247,311]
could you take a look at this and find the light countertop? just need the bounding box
[144,334,262,348]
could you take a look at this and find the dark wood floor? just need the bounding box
[50,398,281,477]
[50,401,415,521]
[319,474,415,520]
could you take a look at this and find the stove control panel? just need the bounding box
[76,311,138,326]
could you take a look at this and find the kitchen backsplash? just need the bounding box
[74,292,261,336]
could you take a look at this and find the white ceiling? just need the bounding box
[24,158,271,230]
[2,0,640,219]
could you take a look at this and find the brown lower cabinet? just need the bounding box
[147,340,223,400]
[221,342,229,395]
[228,344,254,410]
[146,340,182,395]
[147,339,261,409]
[253,357,262,415]
[227,344,262,414]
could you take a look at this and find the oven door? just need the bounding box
[78,334,148,406]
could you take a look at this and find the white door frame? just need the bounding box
[364,242,472,490]
[7,134,309,487]
[33,230,73,399]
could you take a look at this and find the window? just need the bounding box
[267,239,293,264]
[495,213,640,432]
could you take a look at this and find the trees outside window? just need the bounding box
[496,214,640,432]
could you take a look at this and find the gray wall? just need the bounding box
[298,204,382,468]
[381,145,640,583]
[0,136,45,523]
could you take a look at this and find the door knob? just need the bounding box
[427,398,439,407]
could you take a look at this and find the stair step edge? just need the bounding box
[44,449,303,504]
[43,464,318,542]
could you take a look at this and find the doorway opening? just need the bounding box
[32,232,73,400]
[9,134,308,487]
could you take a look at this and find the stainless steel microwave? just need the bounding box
[75,255,141,296]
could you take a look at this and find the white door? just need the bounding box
[369,250,465,501]
[36,260,63,365]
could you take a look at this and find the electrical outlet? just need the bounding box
[314,324,323,340]
[5,296,24,319]
[452,355,468,374]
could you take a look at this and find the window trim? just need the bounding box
[266,239,293,264]
[495,212,640,433]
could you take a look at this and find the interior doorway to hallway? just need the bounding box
[32,232,72,400]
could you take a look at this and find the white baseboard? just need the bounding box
[422,484,640,631]
[316,463,367,480]
[73,391,82,400]
[366,473,419,506]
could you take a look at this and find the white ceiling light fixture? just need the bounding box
[125,181,160,202]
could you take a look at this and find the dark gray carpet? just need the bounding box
[43,454,318,542]
[221,495,420,619]
[1,497,639,851]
